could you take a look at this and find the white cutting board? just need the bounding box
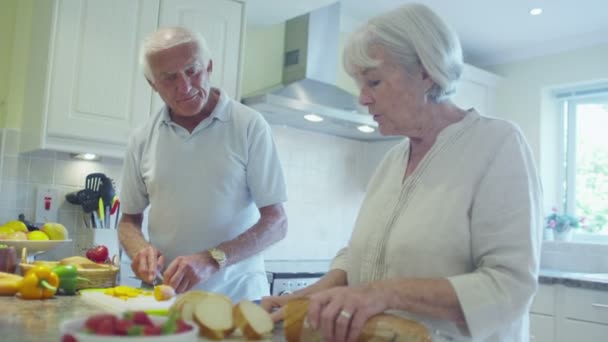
[80,289,175,313]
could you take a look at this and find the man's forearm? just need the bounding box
[215,204,287,267]
[118,214,150,260]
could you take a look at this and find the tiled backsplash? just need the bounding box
[540,241,608,273]
[0,127,398,267]
[2,127,606,273]
[0,129,123,261]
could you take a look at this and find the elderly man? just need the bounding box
[118,26,287,302]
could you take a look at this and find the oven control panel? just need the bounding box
[270,272,325,296]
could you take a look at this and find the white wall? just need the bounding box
[487,43,608,210]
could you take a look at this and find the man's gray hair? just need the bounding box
[139,26,212,82]
[343,3,463,102]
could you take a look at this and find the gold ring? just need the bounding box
[339,310,352,319]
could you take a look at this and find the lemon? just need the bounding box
[0,226,15,236]
[27,230,50,241]
[4,220,28,233]
[41,222,69,240]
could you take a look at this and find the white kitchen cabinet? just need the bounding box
[530,313,555,342]
[530,282,608,342]
[452,64,501,117]
[556,286,608,342]
[560,319,608,341]
[19,0,245,158]
[155,0,245,108]
[530,284,556,342]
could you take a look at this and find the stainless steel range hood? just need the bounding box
[242,3,392,141]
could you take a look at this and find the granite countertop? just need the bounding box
[539,268,608,291]
[0,295,284,342]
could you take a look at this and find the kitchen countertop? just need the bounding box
[2,270,605,341]
[539,268,608,291]
[0,295,284,342]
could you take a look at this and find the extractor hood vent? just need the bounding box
[242,3,395,141]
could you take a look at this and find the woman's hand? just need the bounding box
[307,285,390,342]
[163,251,218,293]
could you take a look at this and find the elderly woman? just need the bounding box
[262,3,542,342]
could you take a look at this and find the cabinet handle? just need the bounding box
[591,303,608,309]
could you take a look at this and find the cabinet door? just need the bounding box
[560,319,608,342]
[530,313,555,342]
[45,0,159,146]
[452,64,500,116]
[156,0,244,111]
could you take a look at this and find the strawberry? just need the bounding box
[114,319,135,335]
[143,324,162,336]
[61,334,78,342]
[176,319,193,333]
[125,311,154,326]
[95,318,116,335]
[84,314,116,332]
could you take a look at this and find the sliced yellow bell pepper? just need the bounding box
[18,265,59,299]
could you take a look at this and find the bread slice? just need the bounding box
[193,294,235,340]
[233,300,274,340]
[170,290,209,318]
[283,298,431,342]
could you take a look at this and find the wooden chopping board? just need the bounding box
[79,289,175,314]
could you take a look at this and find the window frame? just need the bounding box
[560,93,608,243]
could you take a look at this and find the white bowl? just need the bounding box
[0,239,71,254]
[60,315,199,342]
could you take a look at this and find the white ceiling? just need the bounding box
[245,0,608,66]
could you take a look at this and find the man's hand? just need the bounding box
[260,294,296,322]
[163,251,219,293]
[131,245,164,284]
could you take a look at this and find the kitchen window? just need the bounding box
[557,87,608,242]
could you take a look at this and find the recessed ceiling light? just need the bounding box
[530,8,543,16]
[303,114,323,122]
[357,125,375,133]
[71,153,100,161]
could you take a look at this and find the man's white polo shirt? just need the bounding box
[120,89,287,301]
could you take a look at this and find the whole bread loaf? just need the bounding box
[284,298,431,342]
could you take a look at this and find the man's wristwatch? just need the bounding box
[208,248,227,270]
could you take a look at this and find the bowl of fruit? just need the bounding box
[60,311,198,342]
[0,221,71,256]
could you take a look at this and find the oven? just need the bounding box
[268,272,325,296]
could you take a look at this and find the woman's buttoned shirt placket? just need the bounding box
[359,115,475,284]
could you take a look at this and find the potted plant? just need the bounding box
[545,207,586,241]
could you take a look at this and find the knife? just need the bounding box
[136,269,164,289]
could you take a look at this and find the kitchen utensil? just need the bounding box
[98,197,105,228]
[98,176,116,228]
[110,196,119,215]
[85,172,105,192]
[76,189,100,214]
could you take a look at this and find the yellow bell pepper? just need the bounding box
[18,265,59,299]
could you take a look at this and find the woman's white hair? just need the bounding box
[139,26,212,82]
[343,3,463,102]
